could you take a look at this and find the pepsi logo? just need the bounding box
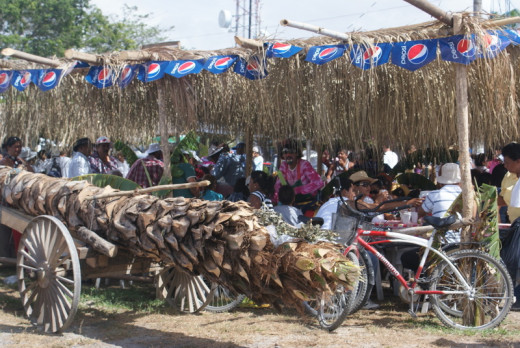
[272,43,291,54]
[121,66,133,81]
[407,44,428,64]
[456,39,475,57]
[20,72,32,87]
[42,71,57,87]
[97,68,112,83]
[147,63,161,78]
[246,60,260,71]
[362,46,382,62]
[0,72,11,87]
[214,57,233,70]
[177,61,196,75]
[318,47,338,60]
[483,34,501,52]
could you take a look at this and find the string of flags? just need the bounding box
[1,29,519,92]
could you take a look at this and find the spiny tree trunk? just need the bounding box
[0,167,358,309]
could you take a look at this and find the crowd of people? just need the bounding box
[1,135,520,310]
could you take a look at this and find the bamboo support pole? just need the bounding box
[64,49,102,65]
[85,180,210,201]
[482,16,520,28]
[234,36,264,49]
[453,14,475,243]
[403,0,453,26]
[1,48,61,67]
[245,126,253,176]
[157,80,172,182]
[114,50,155,61]
[280,19,351,41]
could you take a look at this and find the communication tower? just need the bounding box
[219,0,262,39]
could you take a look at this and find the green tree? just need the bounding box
[0,0,173,57]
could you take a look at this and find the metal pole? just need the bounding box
[248,0,252,38]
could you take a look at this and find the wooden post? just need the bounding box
[245,126,253,176]
[157,79,172,182]
[402,0,453,26]
[453,14,475,243]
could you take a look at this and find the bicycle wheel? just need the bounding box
[348,247,374,314]
[196,275,245,313]
[316,250,359,331]
[430,249,513,330]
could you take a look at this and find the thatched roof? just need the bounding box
[0,14,519,152]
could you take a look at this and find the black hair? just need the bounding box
[73,138,91,152]
[502,143,520,161]
[203,174,217,190]
[250,170,275,195]
[475,153,487,167]
[3,136,21,149]
[278,185,295,205]
[338,176,353,191]
[233,177,249,196]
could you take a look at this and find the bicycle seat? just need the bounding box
[423,215,457,229]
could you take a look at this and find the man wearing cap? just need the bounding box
[252,145,264,171]
[126,143,164,188]
[210,143,245,190]
[68,138,92,177]
[418,163,462,243]
[89,136,119,175]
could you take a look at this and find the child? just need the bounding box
[202,174,223,201]
[273,185,303,227]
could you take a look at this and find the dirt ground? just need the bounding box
[0,269,519,348]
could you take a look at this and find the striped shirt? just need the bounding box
[251,191,274,211]
[421,185,462,217]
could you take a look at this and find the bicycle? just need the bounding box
[335,194,514,330]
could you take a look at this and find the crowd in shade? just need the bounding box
[1,135,520,310]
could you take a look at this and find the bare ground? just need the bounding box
[0,272,519,348]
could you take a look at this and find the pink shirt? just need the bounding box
[275,159,324,197]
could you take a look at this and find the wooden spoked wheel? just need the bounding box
[156,266,214,313]
[17,216,81,333]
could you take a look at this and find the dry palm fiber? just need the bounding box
[0,166,358,309]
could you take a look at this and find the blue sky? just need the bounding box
[91,0,518,50]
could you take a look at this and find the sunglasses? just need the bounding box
[355,182,370,187]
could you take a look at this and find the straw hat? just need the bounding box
[437,163,461,184]
[349,170,378,184]
[208,145,224,157]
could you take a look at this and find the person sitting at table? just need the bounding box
[0,136,34,172]
[417,163,462,244]
[274,185,304,227]
[248,170,275,210]
[315,176,356,230]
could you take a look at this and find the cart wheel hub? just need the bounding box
[37,262,51,288]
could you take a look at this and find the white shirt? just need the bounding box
[422,184,462,244]
[68,152,91,178]
[315,196,348,230]
[253,155,264,171]
[510,178,520,207]
[383,150,399,169]
[273,205,302,227]
[58,157,71,178]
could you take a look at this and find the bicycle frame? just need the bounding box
[347,227,474,298]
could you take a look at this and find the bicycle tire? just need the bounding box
[200,276,246,313]
[348,247,375,314]
[430,249,514,330]
[316,250,359,331]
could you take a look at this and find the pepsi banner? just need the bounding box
[266,42,303,58]
[35,69,62,91]
[167,60,204,78]
[204,56,237,74]
[12,70,36,91]
[305,44,347,65]
[439,35,477,65]
[391,39,438,71]
[477,32,510,59]
[0,71,14,93]
[505,29,520,45]
[118,65,138,88]
[137,61,169,83]
[86,66,115,88]
[234,56,268,80]
[350,43,392,70]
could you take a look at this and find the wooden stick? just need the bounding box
[114,50,154,61]
[1,48,62,67]
[64,49,102,65]
[76,226,118,257]
[482,16,520,28]
[280,19,350,41]
[234,36,264,49]
[0,256,16,265]
[85,180,210,201]
[403,0,453,26]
